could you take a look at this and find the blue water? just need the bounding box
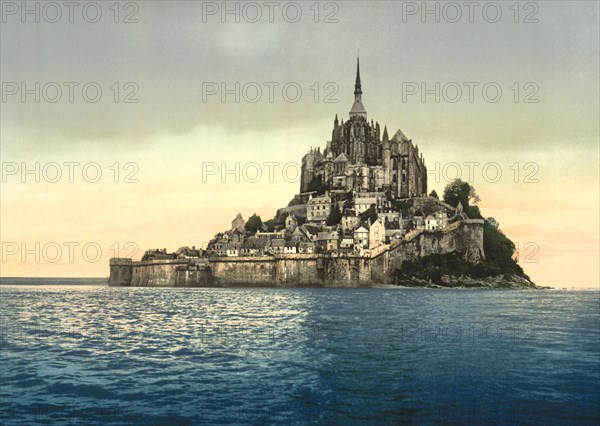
[1,285,598,425]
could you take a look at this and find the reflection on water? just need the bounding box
[1,285,599,425]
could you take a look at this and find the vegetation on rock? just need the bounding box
[395,179,531,288]
[327,203,342,226]
[245,214,263,233]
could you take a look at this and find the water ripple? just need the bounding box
[1,285,598,425]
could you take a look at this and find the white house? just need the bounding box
[425,215,438,231]
[354,226,369,249]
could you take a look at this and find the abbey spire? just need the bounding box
[349,56,367,119]
[354,57,362,96]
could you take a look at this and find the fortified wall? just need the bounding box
[109,220,484,288]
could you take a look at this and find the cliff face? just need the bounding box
[109,220,485,288]
[386,220,485,273]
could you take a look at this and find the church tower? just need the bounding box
[349,57,367,119]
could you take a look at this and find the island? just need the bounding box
[109,59,539,289]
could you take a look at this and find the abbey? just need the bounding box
[300,58,428,198]
[110,58,498,288]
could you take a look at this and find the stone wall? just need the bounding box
[108,258,132,286]
[109,220,484,287]
[386,219,485,281]
[210,257,276,286]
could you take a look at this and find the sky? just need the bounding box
[1,1,598,288]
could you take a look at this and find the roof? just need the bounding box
[333,153,349,162]
[354,226,368,233]
[301,224,321,235]
[391,129,409,142]
[350,99,367,117]
[370,220,385,229]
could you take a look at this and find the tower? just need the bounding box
[349,57,367,119]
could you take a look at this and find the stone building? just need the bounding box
[300,58,427,199]
[369,218,385,249]
[341,211,360,233]
[285,214,298,234]
[354,226,369,249]
[307,195,331,222]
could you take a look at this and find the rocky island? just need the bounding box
[109,59,538,289]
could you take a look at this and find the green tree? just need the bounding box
[487,217,500,229]
[483,219,525,277]
[326,203,342,226]
[245,214,263,233]
[429,189,439,199]
[343,191,354,211]
[263,219,277,232]
[443,179,480,208]
[307,176,326,195]
[360,205,378,224]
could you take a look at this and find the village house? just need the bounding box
[300,224,321,241]
[298,241,316,254]
[341,211,360,233]
[354,192,384,214]
[339,235,354,250]
[225,244,239,257]
[268,238,286,255]
[317,231,339,252]
[369,219,385,249]
[354,226,369,249]
[307,195,331,222]
[284,242,298,254]
[285,214,298,234]
[175,246,202,259]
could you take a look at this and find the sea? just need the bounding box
[1,279,598,425]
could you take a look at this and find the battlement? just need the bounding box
[109,258,133,266]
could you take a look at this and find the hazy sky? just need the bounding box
[1,1,598,287]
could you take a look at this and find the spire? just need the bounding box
[349,54,367,119]
[383,126,389,141]
[354,56,362,96]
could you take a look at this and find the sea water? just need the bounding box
[1,283,598,425]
